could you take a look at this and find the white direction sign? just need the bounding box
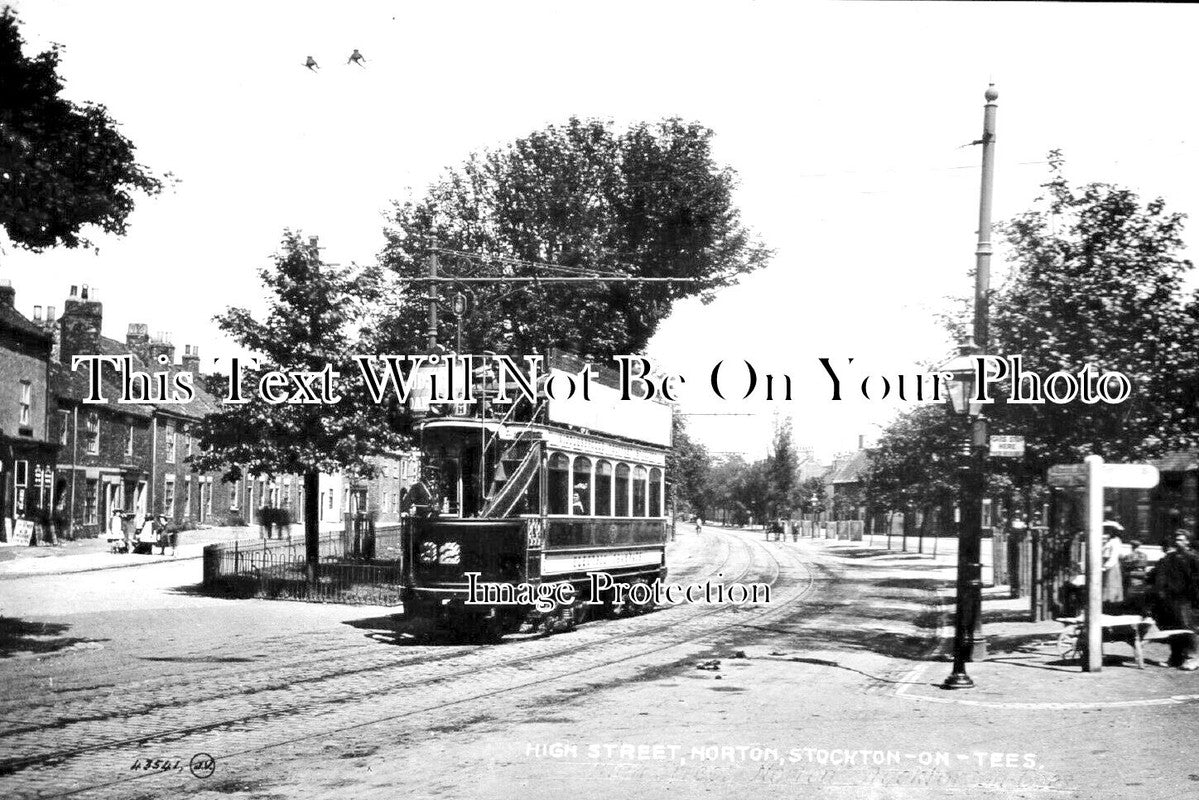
[989,435,1025,458]
[1097,463,1159,489]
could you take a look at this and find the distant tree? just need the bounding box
[865,406,965,515]
[666,412,711,519]
[766,415,800,518]
[191,232,406,581]
[798,477,826,513]
[371,116,771,358]
[0,8,165,250]
[736,459,772,527]
[991,162,1199,469]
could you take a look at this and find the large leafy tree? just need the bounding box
[371,116,771,358]
[991,163,1199,470]
[0,8,164,250]
[867,161,1199,518]
[191,232,406,580]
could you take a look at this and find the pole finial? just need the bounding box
[985,83,998,102]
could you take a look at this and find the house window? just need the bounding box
[184,427,193,459]
[86,412,100,455]
[18,380,31,426]
[184,476,192,517]
[164,475,176,517]
[85,479,99,525]
[229,483,239,511]
[15,460,28,513]
[59,410,69,446]
[35,465,50,509]
[126,423,134,456]
[165,421,176,463]
[326,491,333,510]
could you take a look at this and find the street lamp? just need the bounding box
[940,82,998,690]
[939,341,988,690]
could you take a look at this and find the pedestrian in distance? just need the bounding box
[347,48,366,67]
[304,56,319,72]
[1102,522,1125,604]
[1147,530,1199,670]
[1121,539,1149,599]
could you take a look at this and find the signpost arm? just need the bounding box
[1084,455,1104,673]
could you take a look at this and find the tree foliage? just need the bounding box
[766,415,800,517]
[371,117,771,358]
[0,8,165,250]
[666,412,712,518]
[864,405,966,512]
[192,231,406,482]
[990,163,1199,469]
[867,161,1199,511]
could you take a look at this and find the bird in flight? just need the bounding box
[347,49,366,67]
[304,56,319,72]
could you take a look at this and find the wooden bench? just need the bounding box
[1054,615,1165,669]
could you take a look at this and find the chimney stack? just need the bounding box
[126,323,150,364]
[182,344,201,374]
[59,283,104,365]
[148,331,175,366]
[0,279,14,307]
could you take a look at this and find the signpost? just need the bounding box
[1049,456,1160,672]
[989,435,1025,458]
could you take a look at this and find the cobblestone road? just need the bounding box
[0,527,819,798]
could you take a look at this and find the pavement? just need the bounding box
[0,525,267,577]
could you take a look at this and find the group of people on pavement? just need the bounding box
[1067,522,1199,670]
[107,509,177,556]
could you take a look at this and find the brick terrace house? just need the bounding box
[16,281,418,538]
[0,280,59,544]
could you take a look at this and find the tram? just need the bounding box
[399,350,672,639]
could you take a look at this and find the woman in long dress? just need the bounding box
[1102,530,1124,603]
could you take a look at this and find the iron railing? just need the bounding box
[201,519,406,605]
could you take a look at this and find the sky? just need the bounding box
[4,1,1199,463]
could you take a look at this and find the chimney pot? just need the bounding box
[47,305,55,322]
[33,305,42,321]
[81,284,89,300]
[70,285,78,297]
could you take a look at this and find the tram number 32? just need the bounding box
[420,541,461,565]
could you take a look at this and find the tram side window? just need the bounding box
[594,460,613,516]
[572,456,592,515]
[548,453,570,515]
[649,467,663,517]
[633,465,648,518]
[615,463,630,517]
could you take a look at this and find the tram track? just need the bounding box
[2,528,813,798]
[0,530,736,736]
